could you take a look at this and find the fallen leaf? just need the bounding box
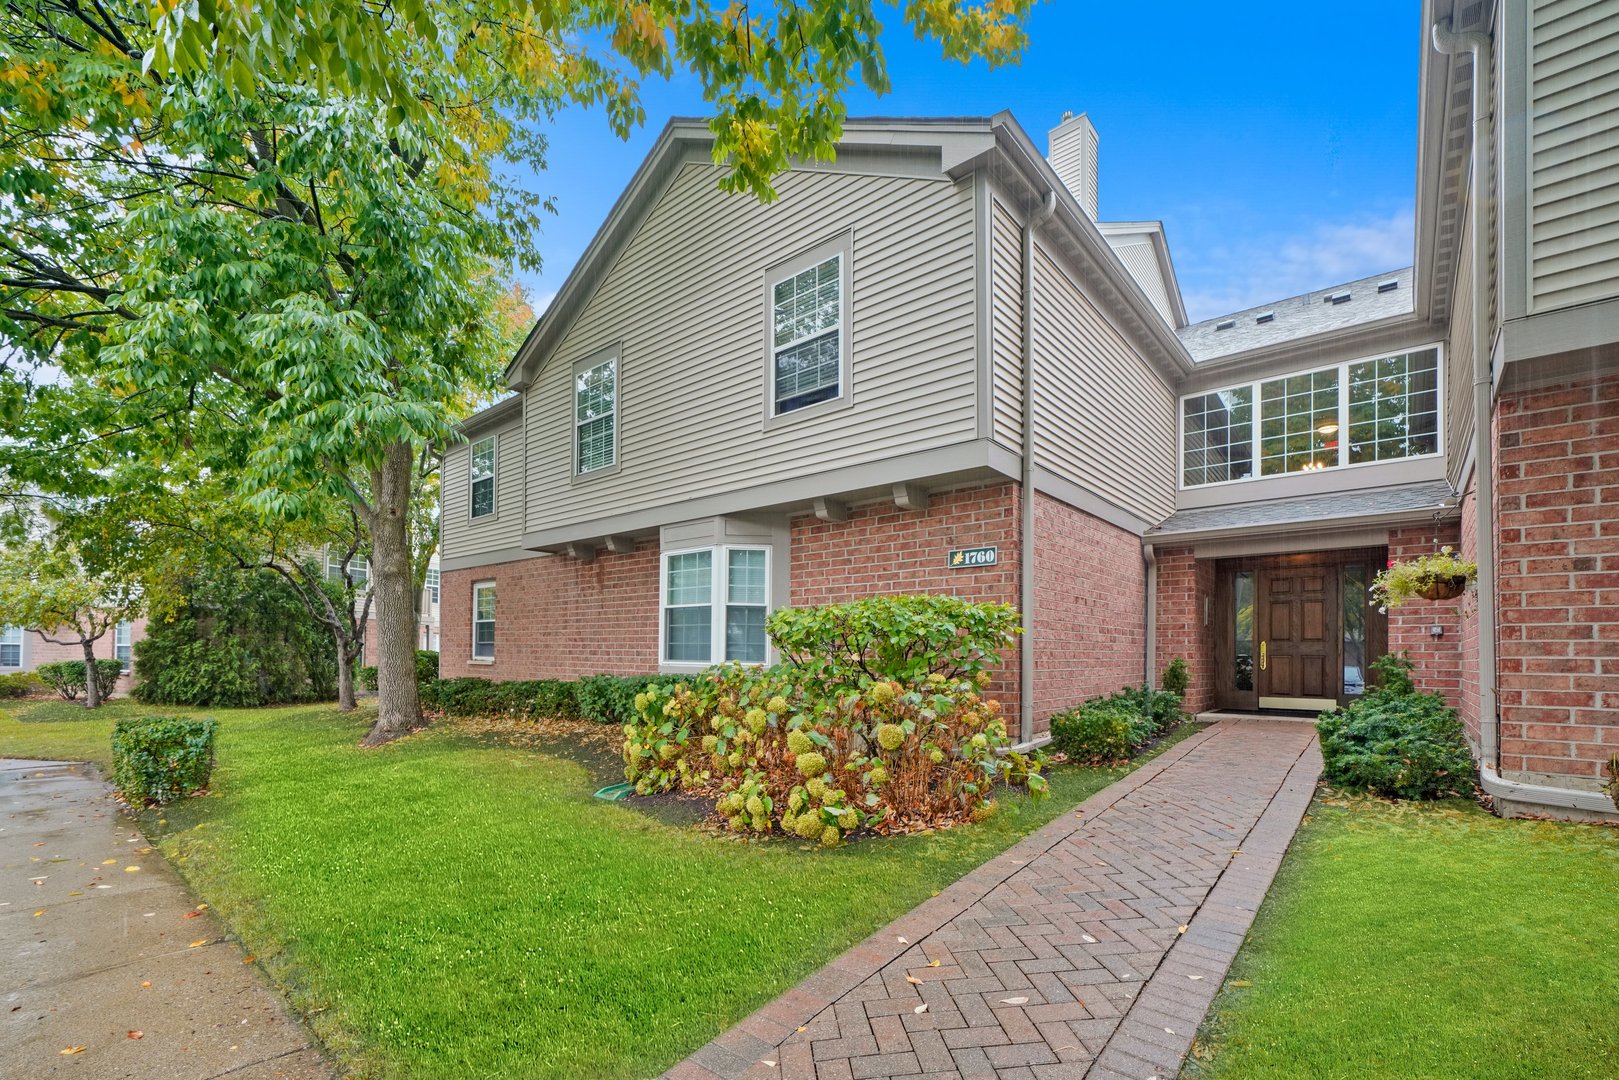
[67,891,82,897]
[1230,979,1252,988]
[141,981,152,988]
[242,956,256,964]
[189,939,208,948]
[1177,925,1188,935]
[913,1004,928,1014]
[33,910,45,917]
[127,1031,143,1040]
[905,975,922,985]
[927,960,940,968]
[1081,934,1097,944]
[761,1061,776,1068]
[124,866,140,873]
[102,859,117,866]
[999,996,1029,1005]
[796,1026,806,1034]
[60,1046,85,1056]
[1187,975,1203,981]
[184,911,200,919]
[1164,1028,1176,1035]
[32,842,44,847]
[196,903,208,910]
[896,936,908,945]
[1230,849,1243,855]
[134,847,152,854]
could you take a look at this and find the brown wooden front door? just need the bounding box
[1257,564,1340,711]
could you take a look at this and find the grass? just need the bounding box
[0,696,1200,1079]
[1187,792,1619,1080]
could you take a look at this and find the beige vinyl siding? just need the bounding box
[1106,241,1175,326]
[1447,213,1477,487]
[1029,241,1177,523]
[989,200,1024,451]
[523,163,979,533]
[1528,0,1619,311]
[441,411,526,559]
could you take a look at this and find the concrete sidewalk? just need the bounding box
[0,759,330,1080]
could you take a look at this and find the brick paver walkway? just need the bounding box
[668,719,1321,1080]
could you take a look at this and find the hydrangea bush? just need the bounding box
[623,596,1043,845]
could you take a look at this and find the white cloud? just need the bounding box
[1178,205,1414,323]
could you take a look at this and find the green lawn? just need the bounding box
[1,696,1194,1079]
[1188,793,1619,1080]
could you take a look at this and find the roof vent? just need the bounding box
[1255,311,1275,324]
[1378,279,1399,293]
[1215,319,1236,331]
[1325,290,1352,305]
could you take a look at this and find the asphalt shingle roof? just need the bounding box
[1178,267,1416,363]
[1148,479,1456,537]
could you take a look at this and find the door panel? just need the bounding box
[1258,563,1340,711]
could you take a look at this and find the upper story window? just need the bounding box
[114,622,132,673]
[425,567,440,605]
[768,242,848,416]
[327,552,369,588]
[575,353,617,475]
[0,626,21,668]
[661,547,770,667]
[470,435,496,517]
[1181,347,1440,488]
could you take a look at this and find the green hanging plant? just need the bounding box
[1370,546,1478,610]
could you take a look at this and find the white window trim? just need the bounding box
[762,231,854,430]
[1177,343,1445,490]
[114,621,133,673]
[425,567,440,606]
[0,625,23,670]
[571,345,620,481]
[470,581,496,664]
[658,545,772,672]
[469,434,498,520]
[326,551,370,588]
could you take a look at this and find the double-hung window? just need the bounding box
[769,248,845,415]
[114,622,133,673]
[327,552,369,588]
[425,567,440,605]
[472,582,496,660]
[661,547,770,666]
[575,353,617,475]
[470,436,497,518]
[0,626,21,668]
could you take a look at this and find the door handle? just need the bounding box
[1259,641,1267,671]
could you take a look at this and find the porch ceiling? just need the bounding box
[1146,480,1457,544]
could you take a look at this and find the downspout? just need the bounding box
[1431,17,1498,771]
[1020,189,1058,744]
[1143,543,1158,688]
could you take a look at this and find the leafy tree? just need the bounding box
[0,539,142,709]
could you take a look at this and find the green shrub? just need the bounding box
[423,676,584,720]
[0,671,41,698]
[575,674,660,725]
[1162,657,1191,699]
[528,679,579,720]
[35,659,122,702]
[132,565,335,707]
[110,715,218,806]
[358,665,378,691]
[768,595,1020,691]
[1049,700,1152,763]
[1316,653,1475,800]
[416,650,440,686]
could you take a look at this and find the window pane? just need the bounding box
[1233,572,1254,692]
[471,437,496,480]
[772,256,840,348]
[3,625,22,667]
[1259,367,1339,475]
[576,416,614,474]
[774,331,840,413]
[1342,564,1369,696]
[471,475,495,518]
[473,621,495,658]
[1182,387,1253,486]
[1347,349,1440,464]
[725,606,767,662]
[666,551,712,607]
[475,586,496,622]
[665,607,712,663]
[727,549,767,605]
[575,359,616,473]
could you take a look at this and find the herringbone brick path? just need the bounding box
[667,719,1320,1080]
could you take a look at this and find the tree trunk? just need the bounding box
[363,442,422,745]
[335,633,357,711]
[81,638,102,710]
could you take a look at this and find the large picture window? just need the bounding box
[1180,348,1441,487]
[575,355,617,474]
[470,436,496,517]
[0,626,21,668]
[770,253,843,414]
[472,582,496,660]
[662,547,770,666]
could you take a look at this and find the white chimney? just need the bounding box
[1048,111,1099,220]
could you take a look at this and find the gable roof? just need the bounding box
[1097,221,1188,329]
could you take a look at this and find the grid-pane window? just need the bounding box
[0,626,21,668]
[771,256,842,413]
[576,358,616,474]
[1258,367,1339,476]
[115,622,132,673]
[1347,349,1440,464]
[327,553,369,587]
[1182,387,1254,486]
[425,567,440,605]
[725,549,768,663]
[472,583,496,659]
[470,436,496,517]
[664,551,713,663]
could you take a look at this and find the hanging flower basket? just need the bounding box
[1371,546,1478,610]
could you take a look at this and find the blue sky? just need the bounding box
[508,3,1421,325]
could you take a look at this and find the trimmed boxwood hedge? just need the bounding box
[111,714,217,806]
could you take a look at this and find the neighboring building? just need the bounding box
[328,551,442,664]
[0,618,146,694]
[438,0,1618,820]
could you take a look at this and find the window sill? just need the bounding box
[761,391,853,433]
[468,658,495,666]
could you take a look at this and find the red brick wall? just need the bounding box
[24,616,146,694]
[789,482,1024,730]
[1456,481,1483,754]
[440,543,662,680]
[1386,523,1465,701]
[1493,373,1619,785]
[1031,492,1145,732]
[1152,546,1216,714]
